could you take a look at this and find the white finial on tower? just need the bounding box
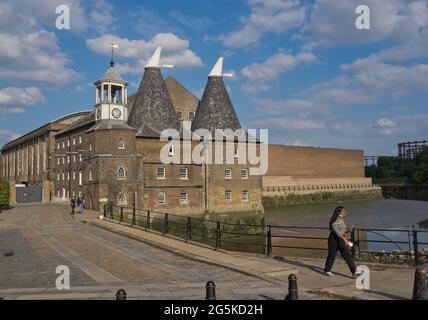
[209,57,234,77]
[145,46,174,69]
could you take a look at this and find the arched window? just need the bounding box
[89,168,93,181]
[118,139,125,150]
[118,193,127,206]
[117,166,126,180]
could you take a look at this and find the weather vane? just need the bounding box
[108,42,119,67]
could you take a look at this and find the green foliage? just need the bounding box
[366,148,428,184]
[0,178,10,207]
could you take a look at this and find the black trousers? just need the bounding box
[324,233,356,274]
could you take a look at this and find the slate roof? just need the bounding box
[191,76,241,135]
[99,65,126,84]
[55,111,95,137]
[127,67,180,137]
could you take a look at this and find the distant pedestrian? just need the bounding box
[70,196,76,214]
[78,195,85,214]
[324,206,362,278]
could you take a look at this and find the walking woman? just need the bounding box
[324,206,362,278]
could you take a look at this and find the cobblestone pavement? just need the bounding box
[0,203,298,300]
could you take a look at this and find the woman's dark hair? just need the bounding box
[329,206,345,229]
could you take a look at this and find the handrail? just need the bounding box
[105,203,428,265]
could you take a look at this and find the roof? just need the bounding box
[164,76,199,112]
[97,65,127,84]
[127,67,180,137]
[2,111,91,151]
[191,76,241,134]
[55,111,96,136]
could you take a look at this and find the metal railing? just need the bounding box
[104,202,428,266]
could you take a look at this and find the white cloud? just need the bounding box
[90,0,116,33]
[377,118,396,128]
[303,0,427,48]
[255,98,314,115]
[219,0,306,48]
[0,129,22,146]
[86,33,203,73]
[252,117,325,130]
[241,51,316,91]
[0,87,45,114]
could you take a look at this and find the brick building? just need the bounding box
[0,47,263,214]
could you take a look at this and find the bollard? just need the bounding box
[205,281,216,300]
[412,264,428,300]
[116,288,127,300]
[285,274,299,300]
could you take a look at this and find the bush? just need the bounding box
[0,178,10,208]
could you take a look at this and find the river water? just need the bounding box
[265,199,428,252]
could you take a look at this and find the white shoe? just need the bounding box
[324,271,333,276]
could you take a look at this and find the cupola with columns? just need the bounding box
[93,43,129,124]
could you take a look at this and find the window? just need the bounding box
[79,170,82,186]
[62,172,65,181]
[73,170,76,180]
[118,193,127,206]
[180,167,188,180]
[168,144,174,156]
[89,143,92,151]
[117,166,126,180]
[242,190,249,202]
[188,111,195,121]
[57,189,60,197]
[225,190,232,202]
[177,110,183,119]
[73,154,76,163]
[67,139,70,147]
[234,147,239,158]
[67,156,70,163]
[57,173,59,181]
[67,171,70,180]
[72,137,76,145]
[57,157,60,165]
[157,167,166,179]
[180,192,188,204]
[157,191,166,204]
[62,157,65,164]
[79,136,82,144]
[57,142,60,150]
[79,153,82,162]
[62,141,65,149]
[241,169,249,179]
[225,169,232,179]
[89,169,93,181]
[118,139,125,150]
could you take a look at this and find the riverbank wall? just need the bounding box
[262,186,382,207]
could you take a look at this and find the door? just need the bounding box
[16,186,43,203]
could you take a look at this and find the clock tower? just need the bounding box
[93,46,128,126]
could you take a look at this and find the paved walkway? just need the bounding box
[0,203,417,299]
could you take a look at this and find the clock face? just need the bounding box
[96,108,101,120]
[112,108,122,119]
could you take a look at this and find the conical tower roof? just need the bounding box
[128,67,180,137]
[192,58,241,135]
[101,65,126,83]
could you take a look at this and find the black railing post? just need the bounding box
[131,207,136,226]
[103,203,106,218]
[215,221,221,250]
[109,201,113,220]
[267,225,272,256]
[413,230,420,266]
[120,207,124,223]
[350,228,357,259]
[285,274,299,300]
[186,217,192,242]
[116,289,127,300]
[205,281,216,300]
[146,210,151,230]
[163,214,169,235]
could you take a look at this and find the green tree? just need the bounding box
[0,178,10,208]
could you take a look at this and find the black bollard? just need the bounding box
[412,264,428,300]
[205,281,216,300]
[285,274,299,300]
[116,288,127,300]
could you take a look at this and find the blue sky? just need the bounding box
[0,0,427,155]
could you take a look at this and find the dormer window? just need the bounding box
[177,110,183,119]
[189,111,195,121]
